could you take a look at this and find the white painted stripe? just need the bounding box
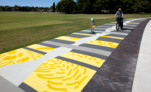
[82,30,128,35]
[124,18,145,25]
[132,20,151,92]
[72,33,109,46]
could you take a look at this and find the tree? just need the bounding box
[93,0,102,13]
[52,2,56,12]
[14,5,19,11]
[76,0,95,13]
[56,0,76,13]
[133,0,151,13]
[0,0,151,13]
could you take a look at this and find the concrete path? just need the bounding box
[132,20,151,92]
[0,18,148,92]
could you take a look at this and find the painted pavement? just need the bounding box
[0,18,147,92]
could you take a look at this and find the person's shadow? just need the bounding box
[122,27,135,31]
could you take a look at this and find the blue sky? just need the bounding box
[0,0,61,7]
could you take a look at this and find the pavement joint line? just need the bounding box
[56,56,99,71]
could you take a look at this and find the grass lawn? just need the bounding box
[0,12,150,53]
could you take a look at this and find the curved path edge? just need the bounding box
[132,19,151,92]
[82,18,151,92]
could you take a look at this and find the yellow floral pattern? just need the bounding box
[24,58,96,92]
[0,48,43,67]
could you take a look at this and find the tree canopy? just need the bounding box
[56,0,76,13]
[0,0,150,14]
[56,0,151,13]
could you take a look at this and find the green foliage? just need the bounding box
[57,0,151,14]
[139,12,145,15]
[133,0,151,13]
[0,0,151,13]
[0,5,50,12]
[52,2,56,12]
[56,0,76,13]
[76,0,98,13]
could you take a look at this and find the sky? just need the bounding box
[0,0,61,7]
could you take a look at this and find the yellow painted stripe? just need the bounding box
[72,33,95,36]
[24,58,96,92]
[0,48,43,67]
[88,40,119,48]
[128,22,140,24]
[55,36,80,42]
[127,18,137,20]
[61,52,105,68]
[140,18,146,20]
[73,33,124,40]
[101,35,124,40]
[27,44,54,53]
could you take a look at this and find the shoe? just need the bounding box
[90,31,95,34]
[90,32,93,34]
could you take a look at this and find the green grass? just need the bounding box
[0,12,151,54]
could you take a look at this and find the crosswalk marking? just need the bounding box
[55,36,80,42]
[60,52,105,68]
[1,18,145,92]
[101,35,124,40]
[72,33,95,36]
[23,58,96,92]
[128,22,140,24]
[54,36,120,49]
[88,40,119,48]
[0,48,43,67]
[27,44,54,53]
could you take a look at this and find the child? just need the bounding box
[90,18,96,34]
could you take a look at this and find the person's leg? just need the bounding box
[90,26,93,34]
[92,27,94,32]
[121,18,123,29]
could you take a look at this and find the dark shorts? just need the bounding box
[116,17,123,23]
[116,17,123,28]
